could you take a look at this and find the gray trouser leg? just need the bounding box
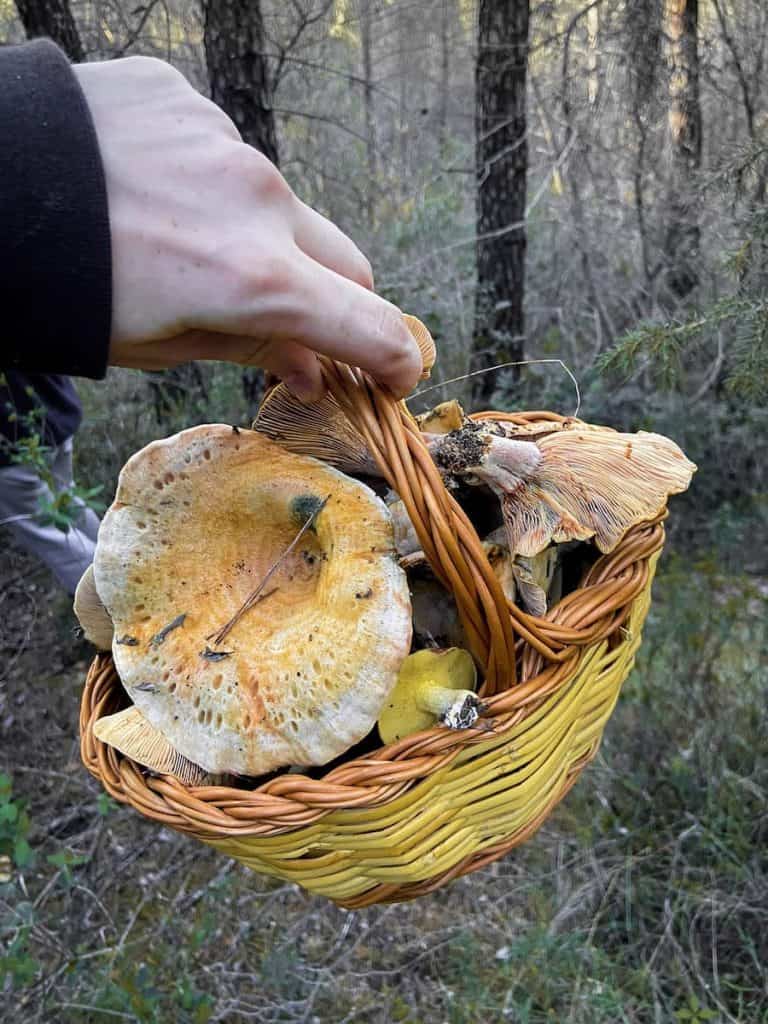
[0,438,101,594]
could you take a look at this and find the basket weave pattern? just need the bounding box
[80,364,666,907]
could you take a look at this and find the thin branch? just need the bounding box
[112,0,163,58]
[273,54,400,104]
[272,107,371,145]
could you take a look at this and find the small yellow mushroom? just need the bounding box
[378,648,481,744]
[415,400,465,435]
[73,564,114,650]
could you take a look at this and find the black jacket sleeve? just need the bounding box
[0,39,112,378]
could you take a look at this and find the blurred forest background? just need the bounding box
[1,1,766,1022]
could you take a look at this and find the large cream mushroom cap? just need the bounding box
[93,425,412,776]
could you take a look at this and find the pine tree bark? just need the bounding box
[15,0,84,62]
[437,0,451,148]
[473,0,529,405]
[203,0,278,166]
[586,4,600,107]
[663,0,701,299]
[359,0,377,229]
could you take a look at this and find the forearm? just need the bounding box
[0,40,111,378]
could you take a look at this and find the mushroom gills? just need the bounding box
[402,314,437,378]
[254,387,377,475]
[73,564,114,650]
[256,383,695,559]
[93,706,211,785]
[378,648,481,744]
[437,424,697,556]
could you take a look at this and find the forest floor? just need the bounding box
[1,536,766,1024]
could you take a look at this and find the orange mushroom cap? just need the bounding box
[93,425,413,775]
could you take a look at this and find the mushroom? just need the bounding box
[92,425,412,776]
[482,539,518,605]
[93,706,210,785]
[253,315,434,473]
[254,387,377,475]
[385,491,421,559]
[255,387,695,558]
[73,564,114,650]
[483,529,561,616]
[513,549,560,616]
[378,648,481,744]
[410,577,466,649]
[430,420,697,556]
[415,400,465,435]
[402,314,437,379]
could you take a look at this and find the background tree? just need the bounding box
[203,0,279,405]
[662,0,701,299]
[473,0,530,403]
[13,0,83,61]
[203,0,279,166]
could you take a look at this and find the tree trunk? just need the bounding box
[473,0,529,406]
[662,0,701,299]
[203,0,278,409]
[586,3,600,107]
[437,0,451,148]
[203,0,279,166]
[15,0,84,62]
[359,0,377,229]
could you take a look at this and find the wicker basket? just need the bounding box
[80,361,667,907]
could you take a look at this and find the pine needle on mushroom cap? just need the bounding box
[93,425,412,776]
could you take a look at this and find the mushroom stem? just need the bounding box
[415,683,482,729]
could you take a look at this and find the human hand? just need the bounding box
[72,57,421,400]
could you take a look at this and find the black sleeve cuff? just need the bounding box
[0,40,112,378]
